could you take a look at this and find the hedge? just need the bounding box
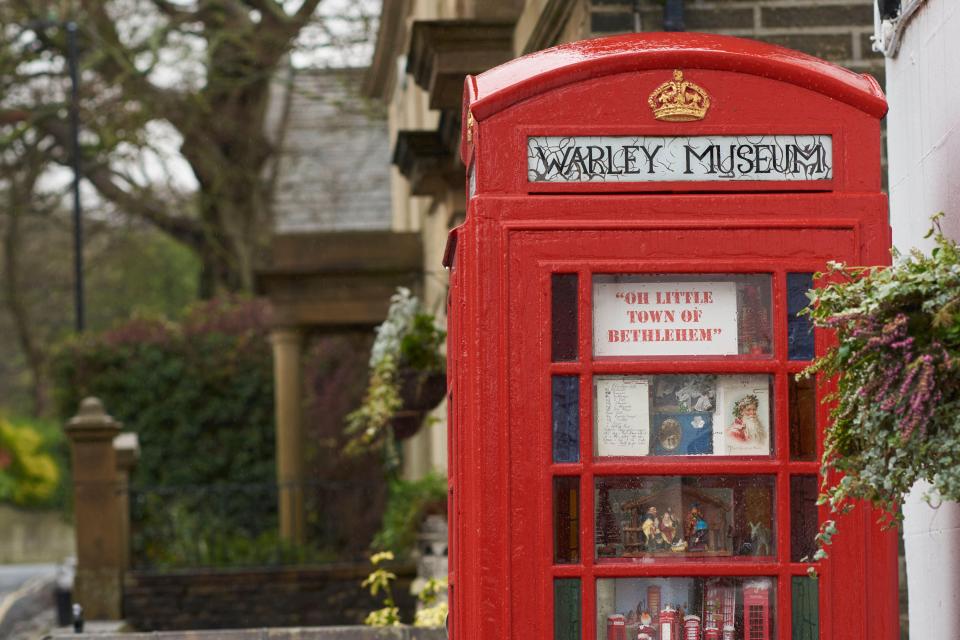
[51,299,276,489]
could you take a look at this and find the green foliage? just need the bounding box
[85,228,200,333]
[50,298,275,489]
[400,314,446,373]
[344,355,403,459]
[0,415,62,508]
[133,496,335,569]
[804,215,960,559]
[372,472,447,558]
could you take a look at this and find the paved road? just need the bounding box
[0,564,60,638]
[0,564,57,595]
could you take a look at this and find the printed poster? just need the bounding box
[594,281,738,357]
[713,375,771,456]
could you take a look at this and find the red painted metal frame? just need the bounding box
[446,34,896,640]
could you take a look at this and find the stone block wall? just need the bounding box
[123,564,418,632]
[0,505,74,563]
[588,0,884,84]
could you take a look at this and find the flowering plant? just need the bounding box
[0,417,60,507]
[362,551,448,628]
[345,288,446,464]
[804,216,960,558]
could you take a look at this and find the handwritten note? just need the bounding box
[595,377,650,456]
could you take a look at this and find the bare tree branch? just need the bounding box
[1,136,53,414]
[77,0,193,129]
[151,0,200,20]
[37,114,204,247]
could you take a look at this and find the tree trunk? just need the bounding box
[183,79,274,297]
[2,180,50,416]
[193,167,268,297]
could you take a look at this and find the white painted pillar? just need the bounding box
[883,1,960,634]
[902,485,960,638]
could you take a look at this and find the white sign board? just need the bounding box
[593,281,738,357]
[595,376,650,457]
[528,135,832,182]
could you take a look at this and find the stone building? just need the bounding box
[363,0,883,479]
[256,68,421,541]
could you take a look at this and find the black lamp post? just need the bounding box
[66,21,84,333]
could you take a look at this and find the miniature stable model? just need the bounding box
[444,33,898,640]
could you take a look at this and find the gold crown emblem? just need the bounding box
[648,70,710,122]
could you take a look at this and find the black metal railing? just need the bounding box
[128,480,385,570]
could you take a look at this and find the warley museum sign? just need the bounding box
[527,134,833,183]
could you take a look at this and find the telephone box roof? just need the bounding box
[465,32,887,121]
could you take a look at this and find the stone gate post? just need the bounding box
[65,397,124,619]
[113,432,139,572]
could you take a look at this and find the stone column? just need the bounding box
[403,429,433,482]
[113,432,139,571]
[65,398,124,620]
[270,327,306,543]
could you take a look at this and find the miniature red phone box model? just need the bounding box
[444,33,897,640]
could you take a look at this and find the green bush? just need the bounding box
[51,298,388,567]
[372,472,447,558]
[50,298,275,489]
[0,415,63,508]
[133,495,336,568]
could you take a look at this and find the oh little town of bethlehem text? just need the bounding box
[594,282,739,356]
[528,135,832,182]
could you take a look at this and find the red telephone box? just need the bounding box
[444,33,897,640]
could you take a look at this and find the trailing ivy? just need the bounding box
[345,288,446,466]
[804,216,960,559]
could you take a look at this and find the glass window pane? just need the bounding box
[597,577,776,640]
[553,274,579,362]
[594,374,774,458]
[787,273,815,361]
[595,475,775,562]
[792,577,819,640]
[593,274,772,358]
[789,374,817,461]
[791,475,819,563]
[555,578,581,640]
[553,376,580,463]
[554,476,580,564]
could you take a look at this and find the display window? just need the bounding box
[549,269,821,640]
[594,375,774,458]
[595,577,776,640]
[594,475,775,562]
